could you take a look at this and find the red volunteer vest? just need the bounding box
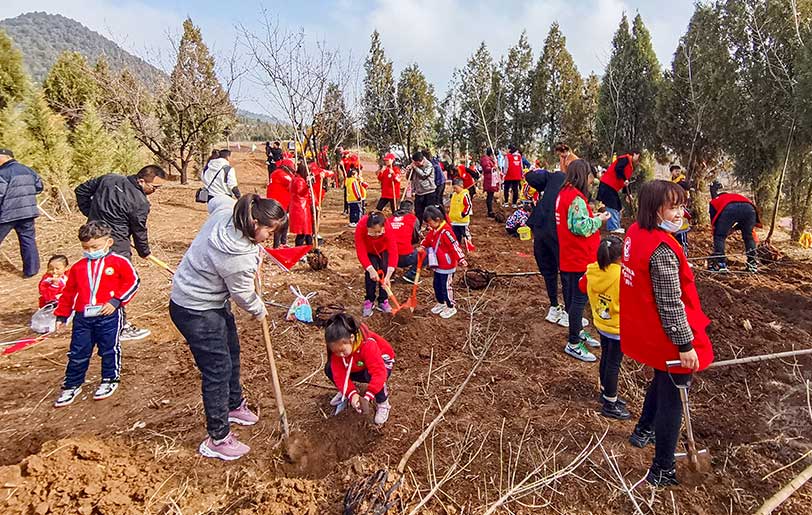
[555,184,601,272]
[386,213,418,256]
[600,154,634,192]
[457,165,475,189]
[709,193,756,227]
[620,223,714,373]
[506,153,523,181]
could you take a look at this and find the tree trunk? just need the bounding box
[180,160,189,185]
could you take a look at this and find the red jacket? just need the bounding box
[354,215,399,269]
[55,253,140,317]
[421,221,465,272]
[600,154,634,192]
[266,168,293,211]
[505,152,523,181]
[456,165,476,189]
[310,162,334,208]
[288,175,313,235]
[709,193,759,227]
[329,324,395,401]
[38,273,67,307]
[481,155,499,192]
[620,223,714,373]
[377,166,401,199]
[555,184,601,273]
[386,213,419,256]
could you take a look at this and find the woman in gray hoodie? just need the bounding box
[169,194,286,461]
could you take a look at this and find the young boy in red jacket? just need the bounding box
[53,221,140,407]
[323,313,395,425]
[420,206,467,319]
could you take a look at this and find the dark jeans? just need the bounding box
[364,252,389,302]
[169,301,243,440]
[637,369,691,469]
[433,271,454,307]
[486,191,496,215]
[349,202,362,224]
[532,230,560,307]
[294,234,313,246]
[503,180,520,204]
[0,217,40,277]
[63,310,124,388]
[452,225,467,245]
[561,271,587,344]
[376,197,396,213]
[415,193,434,224]
[599,334,623,398]
[506,227,519,238]
[434,186,447,217]
[273,218,289,248]
[324,353,392,403]
[343,186,348,213]
[675,231,689,257]
[397,250,419,276]
[713,203,757,265]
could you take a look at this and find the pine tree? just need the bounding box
[0,104,32,161]
[627,14,662,151]
[434,71,466,159]
[531,23,584,159]
[597,14,633,158]
[22,89,72,190]
[361,31,397,156]
[314,82,353,156]
[395,64,437,156]
[503,32,534,150]
[111,120,147,175]
[460,42,501,152]
[571,73,601,161]
[42,51,97,129]
[71,103,113,183]
[0,29,28,110]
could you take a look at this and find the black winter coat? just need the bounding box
[0,160,43,223]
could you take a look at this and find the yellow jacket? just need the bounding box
[583,262,620,336]
[346,176,362,202]
[449,190,472,225]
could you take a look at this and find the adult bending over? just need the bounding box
[169,194,285,461]
[708,181,760,273]
[596,150,640,233]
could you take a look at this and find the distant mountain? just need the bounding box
[236,109,283,124]
[0,12,164,84]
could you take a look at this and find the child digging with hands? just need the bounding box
[324,313,395,425]
[420,206,467,319]
[53,221,140,407]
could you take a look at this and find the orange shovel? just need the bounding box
[378,271,402,312]
[395,249,425,315]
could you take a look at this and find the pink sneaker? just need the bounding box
[198,432,250,461]
[362,300,374,317]
[228,399,259,426]
[378,300,392,313]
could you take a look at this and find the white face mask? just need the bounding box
[658,216,681,233]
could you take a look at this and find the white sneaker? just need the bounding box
[374,400,391,425]
[54,386,82,407]
[580,330,600,348]
[439,306,457,319]
[611,228,626,234]
[430,303,446,314]
[545,305,562,324]
[329,392,344,406]
[564,342,597,362]
[119,324,151,342]
[556,314,590,329]
[93,379,119,400]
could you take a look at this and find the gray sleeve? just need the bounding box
[222,270,267,318]
[650,244,694,350]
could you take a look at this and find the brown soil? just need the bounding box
[1,148,811,513]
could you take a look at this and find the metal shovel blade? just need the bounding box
[334,398,348,415]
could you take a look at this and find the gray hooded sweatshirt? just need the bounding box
[170,198,266,317]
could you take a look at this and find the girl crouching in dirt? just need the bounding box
[169,194,286,461]
[324,313,395,425]
[420,206,467,319]
[620,180,714,487]
[354,211,399,317]
[579,235,628,420]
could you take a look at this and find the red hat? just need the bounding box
[384,153,396,161]
[279,158,295,171]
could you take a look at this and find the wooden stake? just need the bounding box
[754,461,812,515]
[708,348,812,368]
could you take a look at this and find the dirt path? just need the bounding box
[1,149,811,514]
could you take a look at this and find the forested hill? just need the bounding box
[0,12,164,84]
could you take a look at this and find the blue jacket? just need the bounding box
[0,160,43,223]
[431,158,444,188]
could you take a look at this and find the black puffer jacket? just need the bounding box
[525,169,565,238]
[0,160,43,223]
[75,174,151,258]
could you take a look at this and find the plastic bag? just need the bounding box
[30,303,59,334]
[286,286,316,323]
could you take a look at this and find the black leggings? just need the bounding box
[295,234,313,246]
[376,197,396,213]
[532,230,559,307]
[273,218,289,248]
[486,191,496,214]
[503,180,520,204]
[560,271,587,344]
[599,334,623,399]
[637,369,691,469]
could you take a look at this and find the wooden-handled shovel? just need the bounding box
[255,275,290,438]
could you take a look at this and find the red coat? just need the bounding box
[377,166,401,199]
[421,222,465,272]
[266,169,293,211]
[601,154,634,192]
[386,213,419,256]
[480,155,499,192]
[555,184,601,273]
[288,175,313,235]
[38,273,67,307]
[329,324,395,401]
[456,165,476,190]
[310,163,334,207]
[505,152,523,181]
[55,253,139,317]
[354,215,399,269]
[620,223,714,373]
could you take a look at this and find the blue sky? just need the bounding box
[1,0,697,115]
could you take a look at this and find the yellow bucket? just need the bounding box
[517,226,531,241]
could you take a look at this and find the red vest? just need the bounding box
[386,213,419,256]
[600,154,634,192]
[709,193,756,227]
[456,165,475,189]
[620,223,714,373]
[505,152,523,181]
[555,184,601,272]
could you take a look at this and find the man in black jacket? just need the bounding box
[75,165,166,341]
[0,148,44,277]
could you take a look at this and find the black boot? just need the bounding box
[598,392,627,406]
[645,462,679,487]
[629,426,656,448]
[601,400,631,420]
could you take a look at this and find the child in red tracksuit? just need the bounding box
[324,313,395,425]
[38,255,69,307]
[354,211,399,317]
[420,206,467,319]
[53,221,140,407]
